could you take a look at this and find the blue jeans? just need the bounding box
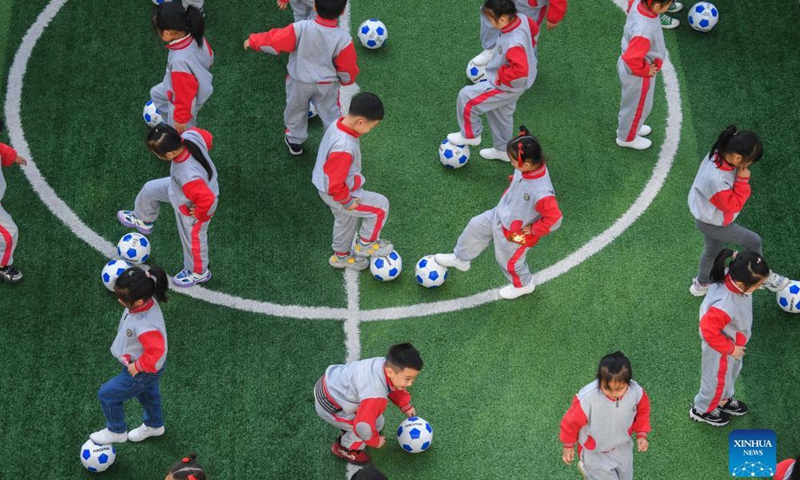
[98,365,165,433]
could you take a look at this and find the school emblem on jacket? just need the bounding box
[524,193,530,201]
[126,329,133,337]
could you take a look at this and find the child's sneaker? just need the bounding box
[331,440,371,465]
[479,148,510,162]
[447,132,482,146]
[285,136,303,155]
[172,268,212,288]
[117,210,154,235]
[0,265,23,283]
[638,125,652,136]
[616,136,652,150]
[90,428,128,444]
[499,280,536,300]
[434,253,471,272]
[329,253,369,271]
[659,13,680,29]
[762,271,790,293]
[354,238,394,258]
[127,424,165,442]
[689,278,709,297]
[470,48,494,66]
[689,406,730,427]
[719,398,749,417]
[667,1,683,13]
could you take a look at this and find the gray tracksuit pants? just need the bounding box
[616,58,656,142]
[133,177,211,274]
[285,77,341,145]
[454,208,533,287]
[695,219,762,284]
[314,397,385,450]
[319,190,389,254]
[0,206,18,266]
[150,83,202,130]
[694,341,743,413]
[580,441,634,480]
[457,84,521,150]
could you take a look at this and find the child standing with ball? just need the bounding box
[560,351,651,480]
[90,266,169,445]
[0,119,27,283]
[436,126,562,300]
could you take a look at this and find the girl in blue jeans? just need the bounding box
[90,266,169,445]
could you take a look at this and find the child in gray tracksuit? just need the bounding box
[118,125,219,288]
[615,0,670,150]
[689,249,769,427]
[0,119,27,284]
[448,0,539,163]
[311,93,392,270]
[245,0,358,155]
[436,126,562,300]
[151,3,214,133]
[277,0,316,22]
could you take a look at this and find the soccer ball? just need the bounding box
[80,440,116,473]
[466,60,487,84]
[397,417,433,453]
[151,0,169,4]
[117,233,151,264]
[370,250,403,281]
[101,259,133,292]
[688,2,719,32]
[777,281,800,314]
[415,255,448,288]
[308,100,317,119]
[143,100,163,128]
[439,140,470,169]
[358,19,387,49]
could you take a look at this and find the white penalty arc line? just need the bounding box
[5,0,682,324]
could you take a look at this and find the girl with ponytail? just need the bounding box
[150,1,214,132]
[436,126,563,300]
[90,266,170,445]
[118,124,219,287]
[166,453,207,480]
[687,124,789,297]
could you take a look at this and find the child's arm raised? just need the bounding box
[245,25,298,54]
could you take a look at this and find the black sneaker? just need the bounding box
[719,398,749,416]
[0,265,23,283]
[689,406,730,427]
[284,137,303,155]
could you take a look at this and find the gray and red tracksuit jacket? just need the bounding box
[776,459,796,480]
[688,153,751,227]
[171,128,219,222]
[163,34,214,125]
[517,0,568,25]
[620,0,665,77]
[699,276,753,357]
[497,166,562,247]
[247,17,359,85]
[485,14,539,93]
[560,380,651,453]
[312,118,364,209]
[0,142,18,203]
[109,299,168,373]
[315,357,413,448]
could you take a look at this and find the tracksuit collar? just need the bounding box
[130,298,155,314]
[383,364,398,392]
[336,118,361,138]
[315,17,338,28]
[637,2,658,18]
[725,275,746,295]
[521,165,547,179]
[713,153,735,171]
[501,15,522,33]
[173,146,191,163]
[166,34,193,51]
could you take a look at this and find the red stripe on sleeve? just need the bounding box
[181,179,216,222]
[709,178,751,226]
[546,0,568,25]
[622,36,652,77]
[170,71,199,124]
[323,152,354,205]
[630,389,651,437]
[559,395,588,447]
[700,306,736,355]
[775,459,795,480]
[531,195,562,237]
[134,330,166,374]
[353,398,389,447]
[188,127,213,150]
[248,25,298,54]
[496,46,529,87]
[334,42,359,86]
[0,142,18,167]
[388,389,412,412]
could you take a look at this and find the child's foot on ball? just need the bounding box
[762,271,790,293]
[0,265,23,283]
[479,148,510,162]
[90,428,128,444]
[331,440,371,465]
[354,238,394,258]
[127,424,165,442]
[689,278,709,297]
[447,132,481,146]
[470,48,494,66]
[719,398,749,417]
[172,268,212,288]
[499,280,536,300]
[117,210,154,235]
[329,252,369,271]
[434,253,471,272]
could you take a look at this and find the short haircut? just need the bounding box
[483,0,517,19]
[386,343,423,371]
[348,92,385,121]
[351,466,388,480]
[315,0,347,20]
[596,351,632,386]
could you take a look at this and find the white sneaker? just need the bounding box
[479,148,510,162]
[638,125,652,136]
[498,280,536,300]
[470,48,494,66]
[128,424,165,442]
[447,132,482,146]
[762,271,790,293]
[689,278,709,297]
[90,428,128,444]
[616,136,652,150]
[434,253,471,272]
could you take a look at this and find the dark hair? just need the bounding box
[348,92,384,121]
[115,266,168,306]
[507,125,544,167]
[644,0,675,9]
[147,124,213,180]
[351,466,388,480]
[710,125,763,167]
[153,3,205,46]
[168,453,206,480]
[315,0,347,20]
[386,343,423,372]
[709,249,769,290]
[596,351,632,387]
[483,0,517,20]
[0,117,4,132]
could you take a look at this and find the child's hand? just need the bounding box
[243,39,250,50]
[127,362,139,377]
[731,345,746,359]
[637,437,649,452]
[647,64,658,77]
[545,20,559,30]
[737,166,751,179]
[404,407,417,418]
[14,155,27,166]
[346,198,361,211]
[376,436,386,449]
[276,0,288,9]
[561,446,574,465]
[174,122,187,134]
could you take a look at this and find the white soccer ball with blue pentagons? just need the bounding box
[415,255,448,288]
[80,440,116,472]
[688,2,719,32]
[143,100,163,128]
[370,250,403,281]
[117,233,151,264]
[101,259,133,292]
[466,60,487,84]
[397,416,433,453]
[358,19,387,49]
[439,140,470,169]
[776,281,800,314]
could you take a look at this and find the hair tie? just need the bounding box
[756,258,761,264]
[731,251,738,261]
[182,457,191,464]
[188,476,197,480]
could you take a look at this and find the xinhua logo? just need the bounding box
[729,429,776,477]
